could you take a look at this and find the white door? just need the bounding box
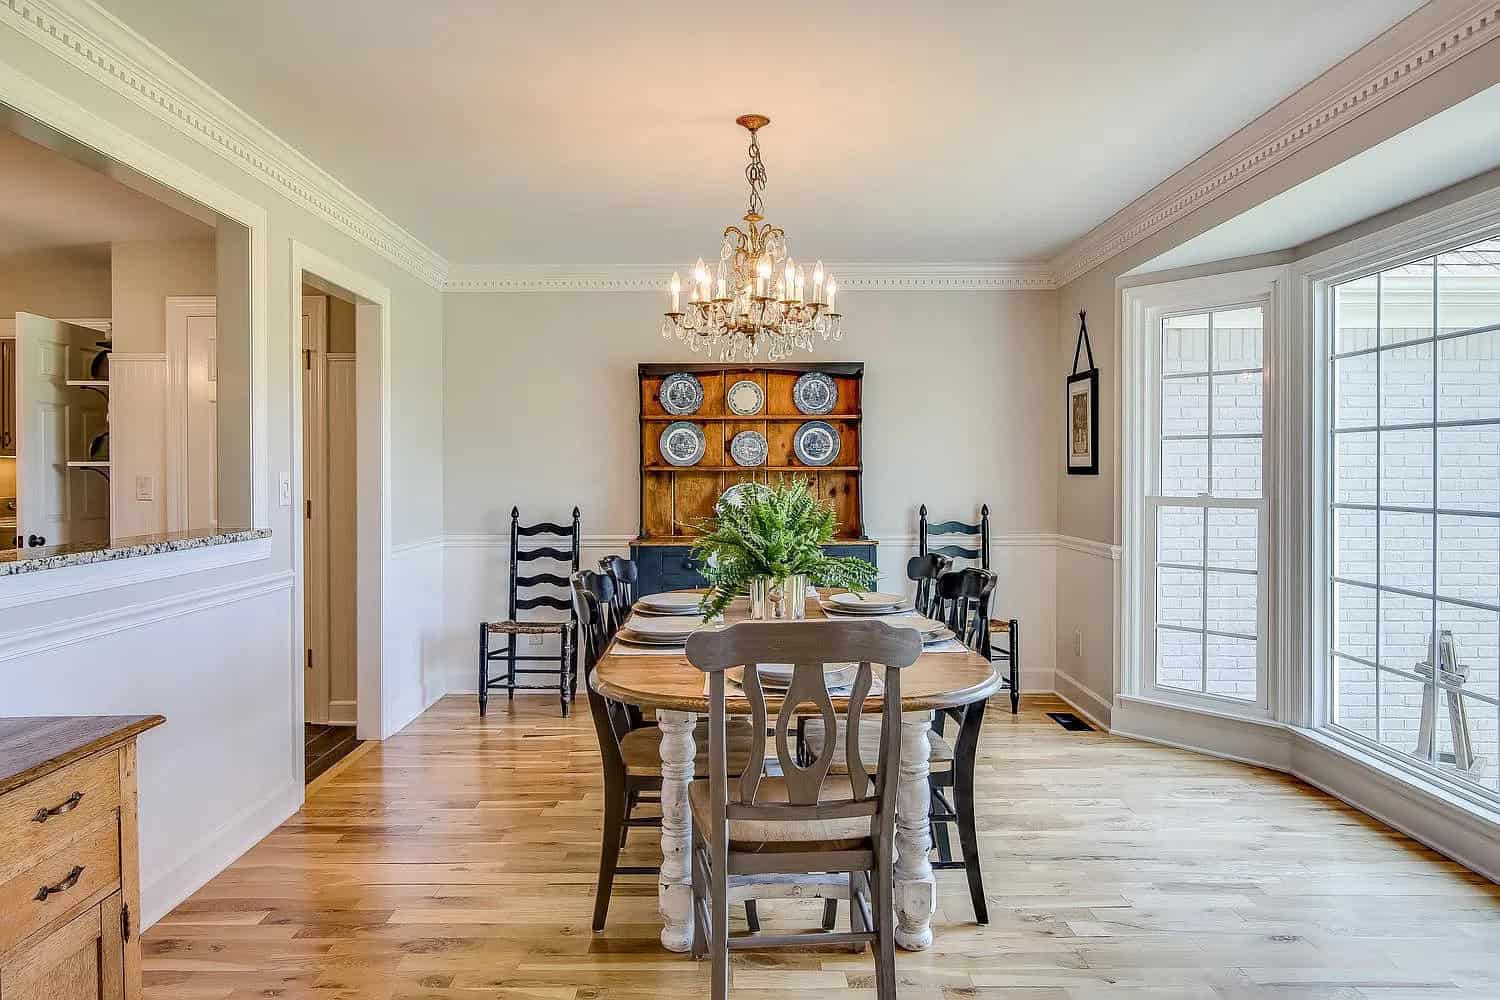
[14,314,96,549]
[167,297,219,533]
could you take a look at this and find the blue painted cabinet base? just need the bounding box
[630,542,878,597]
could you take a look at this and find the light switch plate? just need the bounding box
[134,474,154,501]
[278,473,292,507]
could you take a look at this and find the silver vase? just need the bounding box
[749,575,808,620]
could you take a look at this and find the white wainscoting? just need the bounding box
[440,532,1059,698]
[0,570,298,927]
[1052,536,1120,729]
[383,535,448,736]
[107,353,169,539]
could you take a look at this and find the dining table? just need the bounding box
[590,591,1002,954]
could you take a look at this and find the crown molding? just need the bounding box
[1,0,450,288]
[1048,1,1500,287]
[444,262,1057,293]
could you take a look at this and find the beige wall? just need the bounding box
[0,246,111,318]
[443,288,1059,539]
[110,237,216,355]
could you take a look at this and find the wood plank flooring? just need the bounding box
[145,694,1500,999]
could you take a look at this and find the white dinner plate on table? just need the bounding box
[825,592,907,612]
[620,615,717,641]
[637,591,705,614]
[728,663,858,691]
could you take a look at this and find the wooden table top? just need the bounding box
[591,594,1000,713]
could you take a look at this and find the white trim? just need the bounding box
[140,775,300,928]
[0,52,273,532]
[1050,2,1500,285]
[445,530,1076,550]
[444,262,1057,293]
[0,568,291,661]
[0,0,447,288]
[164,295,218,533]
[1119,268,1287,721]
[1052,669,1114,730]
[0,534,271,611]
[289,242,393,765]
[391,534,445,556]
[1111,696,1500,884]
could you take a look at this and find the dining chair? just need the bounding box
[598,555,639,622]
[906,552,952,617]
[918,503,1021,713]
[686,619,922,1000]
[479,507,580,717]
[571,570,760,932]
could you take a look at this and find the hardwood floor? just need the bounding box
[146,694,1500,999]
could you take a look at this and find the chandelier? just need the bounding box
[661,114,842,361]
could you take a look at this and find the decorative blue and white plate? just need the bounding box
[660,421,706,466]
[726,379,765,416]
[793,421,840,466]
[729,430,768,467]
[660,372,704,415]
[792,371,838,415]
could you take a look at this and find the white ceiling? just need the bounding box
[1134,83,1500,274]
[0,129,213,257]
[93,0,1423,270]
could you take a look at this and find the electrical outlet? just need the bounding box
[1073,630,1084,658]
[134,474,154,501]
[527,634,545,648]
[278,473,292,507]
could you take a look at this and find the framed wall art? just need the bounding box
[1067,310,1099,475]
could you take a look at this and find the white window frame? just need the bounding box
[1122,268,1285,722]
[1296,189,1500,813]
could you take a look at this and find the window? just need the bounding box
[1327,238,1500,799]
[1147,304,1268,705]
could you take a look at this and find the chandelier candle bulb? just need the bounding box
[827,278,837,311]
[670,272,681,312]
[813,260,825,299]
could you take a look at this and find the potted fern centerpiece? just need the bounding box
[692,478,877,621]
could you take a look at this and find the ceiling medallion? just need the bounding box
[661,114,843,361]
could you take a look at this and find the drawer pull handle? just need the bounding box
[34,865,85,901]
[32,791,83,822]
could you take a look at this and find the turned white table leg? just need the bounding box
[657,709,697,953]
[894,709,936,950]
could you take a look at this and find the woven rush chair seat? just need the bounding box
[485,620,569,635]
[689,776,870,852]
[987,618,1012,633]
[621,718,760,778]
[800,718,954,772]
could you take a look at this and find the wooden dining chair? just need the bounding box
[479,507,581,717]
[918,503,1021,714]
[686,620,922,1000]
[571,571,760,932]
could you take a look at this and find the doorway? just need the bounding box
[301,286,360,780]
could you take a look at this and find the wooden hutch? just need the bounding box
[631,361,876,595]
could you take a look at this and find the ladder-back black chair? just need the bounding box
[918,503,1021,714]
[479,506,581,717]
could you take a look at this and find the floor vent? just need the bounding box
[1047,712,1094,732]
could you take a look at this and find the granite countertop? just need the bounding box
[0,527,271,576]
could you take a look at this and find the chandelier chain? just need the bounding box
[744,128,767,220]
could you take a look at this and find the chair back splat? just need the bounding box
[917,503,990,569]
[906,552,952,618]
[598,555,639,624]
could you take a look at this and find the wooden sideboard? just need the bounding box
[634,361,875,594]
[0,715,163,1000]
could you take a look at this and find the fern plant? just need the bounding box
[690,478,877,620]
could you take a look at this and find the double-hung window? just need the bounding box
[1145,302,1269,709]
[1326,237,1500,799]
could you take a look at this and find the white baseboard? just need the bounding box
[1112,696,1500,884]
[139,778,301,929]
[326,699,357,725]
[1052,669,1113,730]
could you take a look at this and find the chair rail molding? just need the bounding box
[0,0,449,288]
[444,262,1057,293]
[1048,0,1500,286]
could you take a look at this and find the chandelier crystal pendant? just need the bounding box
[661,114,842,361]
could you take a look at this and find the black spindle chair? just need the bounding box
[479,506,581,717]
[918,503,1021,714]
[906,553,952,617]
[598,555,639,625]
